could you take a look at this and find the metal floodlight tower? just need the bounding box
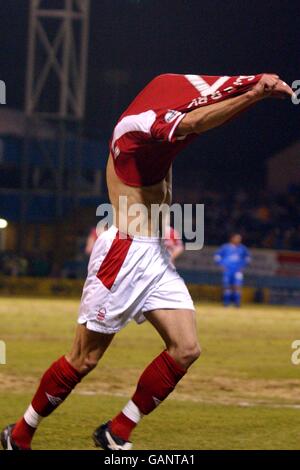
[25,0,90,120]
[20,0,90,254]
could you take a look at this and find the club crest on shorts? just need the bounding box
[97,307,106,322]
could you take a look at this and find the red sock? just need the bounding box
[132,350,186,414]
[12,356,81,449]
[110,351,186,441]
[11,418,35,450]
[109,412,137,441]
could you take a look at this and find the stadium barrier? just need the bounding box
[177,247,300,306]
[0,275,262,303]
[0,275,84,298]
[187,284,264,303]
[0,248,299,305]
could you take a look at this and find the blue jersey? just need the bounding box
[214,243,250,272]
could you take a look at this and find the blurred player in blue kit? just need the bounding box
[214,234,251,307]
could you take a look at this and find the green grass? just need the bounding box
[0,297,300,449]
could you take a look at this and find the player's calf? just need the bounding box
[97,345,201,450]
[2,325,114,450]
[0,356,82,450]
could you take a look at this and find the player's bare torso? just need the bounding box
[106,153,170,236]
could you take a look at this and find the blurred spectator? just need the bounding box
[1,253,28,276]
[175,184,300,252]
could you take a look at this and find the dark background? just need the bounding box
[0,0,299,189]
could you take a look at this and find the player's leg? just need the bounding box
[231,271,243,307]
[144,308,200,368]
[222,271,232,306]
[4,325,114,449]
[104,309,200,445]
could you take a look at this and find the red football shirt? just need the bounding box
[110,73,262,187]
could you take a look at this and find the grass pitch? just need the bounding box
[0,297,300,450]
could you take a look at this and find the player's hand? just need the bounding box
[248,74,294,101]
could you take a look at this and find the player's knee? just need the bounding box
[171,342,201,369]
[81,355,99,374]
[184,343,201,366]
[68,353,99,375]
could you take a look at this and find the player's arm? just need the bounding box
[171,241,184,261]
[214,246,224,265]
[176,74,293,137]
[85,229,97,255]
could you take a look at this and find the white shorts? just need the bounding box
[78,225,194,334]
